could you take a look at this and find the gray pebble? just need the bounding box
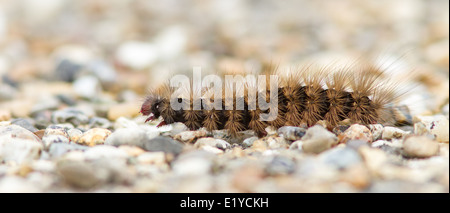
[48,142,88,158]
[242,136,258,148]
[277,126,306,141]
[52,108,89,126]
[265,156,296,175]
[88,117,112,129]
[11,118,38,133]
[73,75,102,100]
[319,147,362,170]
[143,136,184,155]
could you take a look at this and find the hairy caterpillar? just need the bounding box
[140,62,406,138]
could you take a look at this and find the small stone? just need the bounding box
[0,177,41,193]
[0,109,11,122]
[107,102,141,121]
[143,136,184,155]
[118,145,146,157]
[266,136,289,149]
[30,96,60,114]
[382,126,410,140]
[115,41,158,70]
[319,147,362,170]
[289,140,303,151]
[391,105,413,125]
[174,129,208,143]
[104,127,148,147]
[52,108,89,126]
[0,124,41,142]
[358,146,388,173]
[76,128,112,146]
[44,124,72,139]
[368,124,384,141]
[11,118,38,133]
[114,117,139,129]
[251,139,268,152]
[338,124,372,144]
[242,136,258,148]
[301,125,338,154]
[265,156,296,176]
[83,145,129,162]
[346,140,369,150]
[48,143,88,158]
[430,118,449,143]
[42,135,70,150]
[172,151,214,176]
[137,152,166,165]
[73,75,102,100]
[56,160,100,189]
[67,128,83,142]
[88,117,112,129]
[0,137,42,164]
[403,136,440,158]
[54,59,82,82]
[277,126,306,141]
[194,137,231,150]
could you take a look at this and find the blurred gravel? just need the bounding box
[0,0,448,192]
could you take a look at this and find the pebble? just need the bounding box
[11,118,38,133]
[88,117,112,129]
[73,75,102,100]
[42,135,70,150]
[413,115,449,142]
[403,136,440,158]
[265,156,296,176]
[54,59,82,82]
[242,136,258,148]
[0,176,41,193]
[143,136,184,155]
[48,143,89,158]
[319,147,362,170]
[76,128,112,146]
[338,124,373,144]
[136,152,166,165]
[0,124,41,142]
[118,145,146,157]
[56,160,101,189]
[381,126,410,140]
[67,128,83,142]
[52,108,89,126]
[173,129,208,143]
[83,145,129,162]
[0,137,43,165]
[301,125,338,154]
[0,109,11,122]
[115,41,158,70]
[194,137,231,150]
[277,126,306,141]
[172,151,214,177]
[104,127,148,147]
[368,124,384,141]
[44,124,70,138]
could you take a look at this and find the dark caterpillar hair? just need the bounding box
[140,62,404,138]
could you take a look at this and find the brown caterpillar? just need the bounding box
[140,62,404,138]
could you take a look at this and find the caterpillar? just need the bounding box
[140,61,406,138]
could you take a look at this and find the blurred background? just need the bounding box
[0,0,448,122]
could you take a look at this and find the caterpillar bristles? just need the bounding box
[141,61,408,139]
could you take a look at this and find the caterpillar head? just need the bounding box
[140,94,163,122]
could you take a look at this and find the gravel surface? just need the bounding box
[0,0,448,193]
